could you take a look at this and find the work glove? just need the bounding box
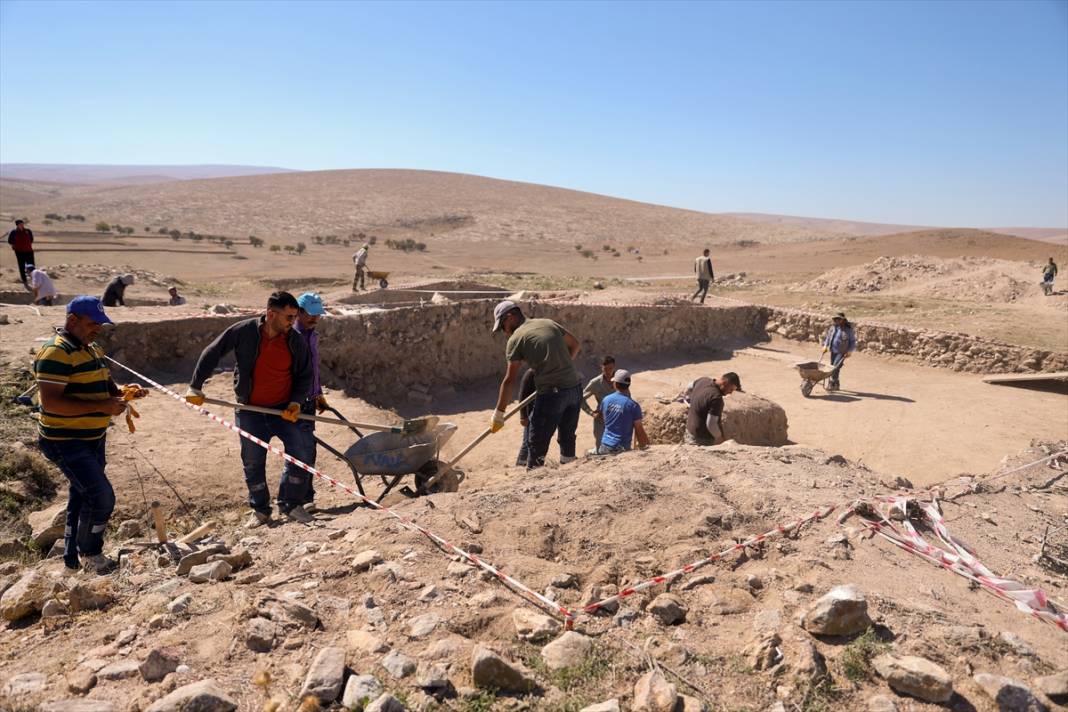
[315,395,329,413]
[490,410,506,433]
[281,403,301,423]
[184,387,205,406]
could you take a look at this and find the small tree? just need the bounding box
[42,219,53,225]
[368,235,377,245]
[95,221,110,232]
[283,245,295,253]
[269,244,281,252]
[249,236,264,248]
[295,242,306,255]
[158,227,168,234]
[169,229,181,240]
[223,239,234,249]
[144,227,151,232]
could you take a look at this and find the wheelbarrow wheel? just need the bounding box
[800,381,814,397]
[415,460,464,495]
[378,278,389,289]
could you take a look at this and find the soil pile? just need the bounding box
[643,393,789,446]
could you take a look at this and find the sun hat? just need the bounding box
[297,292,326,316]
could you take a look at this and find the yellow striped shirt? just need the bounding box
[33,330,113,440]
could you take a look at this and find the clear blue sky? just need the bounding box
[2,0,1066,227]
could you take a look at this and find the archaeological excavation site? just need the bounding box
[1,294,1066,712]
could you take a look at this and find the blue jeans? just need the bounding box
[527,384,582,469]
[235,411,313,514]
[829,352,846,386]
[295,418,317,506]
[516,422,531,466]
[38,436,114,566]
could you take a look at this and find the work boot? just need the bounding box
[283,505,313,524]
[245,511,272,529]
[559,455,577,464]
[81,553,117,575]
[303,502,319,515]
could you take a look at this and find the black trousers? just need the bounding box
[14,250,35,284]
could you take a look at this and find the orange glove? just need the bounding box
[281,403,301,423]
[120,384,147,432]
[490,410,506,433]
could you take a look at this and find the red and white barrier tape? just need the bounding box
[580,505,837,615]
[945,449,1068,500]
[104,356,577,627]
[842,497,1068,632]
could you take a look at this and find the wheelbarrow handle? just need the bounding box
[202,397,432,434]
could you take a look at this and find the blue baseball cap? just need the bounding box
[297,292,326,316]
[66,296,113,325]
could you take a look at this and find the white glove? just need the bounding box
[490,410,506,433]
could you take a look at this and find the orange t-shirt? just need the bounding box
[249,328,293,407]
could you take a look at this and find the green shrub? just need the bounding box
[295,242,306,255]
[269,244,281,252]
[95,221,110,233]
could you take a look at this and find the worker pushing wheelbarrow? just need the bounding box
[795,312,857,397]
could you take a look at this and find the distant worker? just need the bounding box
[1042,257,1058,296]
[167,286,187,306]
[102,274,135,307]
[514,368,536,467]
[34,296,129,573]
[491,300,582,469]
[8,219,35,288]
[580,355,617,451]
[597,369,650,455]
[293,291,329,513]
[27,264,58,306]
[352,243,369,291]
[691,248,714,304]
[821,312,856,391]
[684,372,742,445]
[184,291,315,527]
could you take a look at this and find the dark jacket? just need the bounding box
[102,277,126,307]
[8,228,34,252]
[190,316,313,406]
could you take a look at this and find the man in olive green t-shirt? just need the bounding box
[491,300,583,468]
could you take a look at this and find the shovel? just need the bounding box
[421,391,537,492]
[202,397,438,435]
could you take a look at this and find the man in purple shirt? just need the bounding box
[295,292,329,512]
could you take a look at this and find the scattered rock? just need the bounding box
[417,585,438,602]
[68,578,115,612]
[342,674,384,708]
[116,519,144,539]
[300,646,346,703]
[791,640,829,685]
[709,587,752,615]
[174,548,219,576]
[648,593,687,625]
[42,598,70,617]
[872,654,953,703]
[581,583,620,615]
[98,660,141,681]
[140,648,180,683]
[208,549,252,570]
[67,668,98,694]
[743,633,783,671]
[999,631,1036,657]
[352,549,383,571]
[541,631,593,670]
[3,671,47,696]
[680,574,715,591]
[867,696,898,712]
[580,701,621,712]
[470,645,536,693]
[0,570,55,620]
[416,662,451,691]
[279,599,320,629]
[167,594,192,616]
[347,628,389,654]
[365,694,406,712]
[632,669,678,712]
[973,673,1047,712]
[613,609,640,628]
[802,584,871,636]
[677,695,708,712]
[1032,670,1068,704]
[551,572,580,589]
[41,700,117,712]
[144,679,237,712]
[407,612,443,639]
[28,503,66,550]
[245,617,278,653]
[188,560,232,583]
[381,650,416,679]
[512,608,562,642]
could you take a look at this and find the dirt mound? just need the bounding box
[794,254,1050,303]
[41,263,183,289]
[643,393,789,446]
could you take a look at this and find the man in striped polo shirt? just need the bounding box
[34,296,129,574]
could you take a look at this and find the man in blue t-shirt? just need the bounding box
[597,370,650,455]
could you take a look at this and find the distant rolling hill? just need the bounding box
[0,163,297,185]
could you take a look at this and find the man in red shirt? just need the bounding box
[184,292,315,527]
[8,219,35,287]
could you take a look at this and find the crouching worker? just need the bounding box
[34,296,129,573]
[185,291,315,527]
[597,369,649,455]
[684,372,742,446]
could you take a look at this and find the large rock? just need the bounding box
[381,650,416,679]
[300,646,346,703]
[245,617,278,653]
[642,393,788,446]
[342,674,384,708]
[541,631,593,670]
[3,671,47,696]
[365,695,406,712]
[973,673,1047,712]
[347,628,389,654]
[29,503,66,550]
[1033,670,1068,704]
[97,660,140,681]
[144,679,237,712]
[801,585,871,636]
[140,648,180,683]
[872,654,953,703]
[407,612,443,639]
[188,560,232,583]
[633,669,678,712]
[0,570,56,621]
[470,645,536,693]
[648,593,687,625]
[512,608,561,642]
[68,578,115,612]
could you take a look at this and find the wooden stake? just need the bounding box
[177,520,216,545]
[150,501,167,544]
